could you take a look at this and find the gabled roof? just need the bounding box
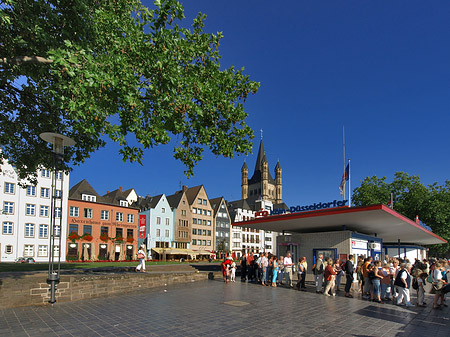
[185,185,204,205]
[69,179,101,200]
[166,192,184,209]
[248,139,275,185]
[210,197,225,215]
[134,194,164,211]
[102,188,128,205]
[227,198,252,211]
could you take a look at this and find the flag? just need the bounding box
[339,163,349,195]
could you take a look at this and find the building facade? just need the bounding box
[210,197,231,258]
[67,180,139,261]
[134,194,173,259]
[167,189,191,250]
[0,160,69,262]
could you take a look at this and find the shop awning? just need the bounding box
[234,204,447,245]
[151,248,194,255]
[192,250,213,255]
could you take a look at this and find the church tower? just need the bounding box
[243,136,282,206]
[275,161,282,204]
[241,162,248,199]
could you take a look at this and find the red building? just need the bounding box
[66,180,139,261]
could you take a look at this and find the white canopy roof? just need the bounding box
[234,204,446,245]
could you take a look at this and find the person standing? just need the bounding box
[272,256,279,287]
[344,255,354,298]
[417,272,427,307]
[136,246,146,273]
[314,254,325,293]
[261,252,268,286]
[324,259,337,296]
[240,256,247,282]
[230,261,237,282]
[296,257,306,291]
[395,263,414,307]
[277,255,284,285]
[283,252,294,288]
[300,257,308,291]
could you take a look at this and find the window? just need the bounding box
[54,225,60,237]
[69,206,79,217]
[181,209,186,216]
[207,240,211,246]
[24,245,34,257]
[40,205,49,217]
[41,169,50,178]
[116,212,123,222]
[207,230,211,236]
[127,214,134,223]
[41,187,50,198]
[83,225,92,235]
[203,199,207,205]
[156,217,161,225]
[5,245,13,254]
[3,201,14,214]
[202,209,206,215]
[193,208,197,214]
[101,210,109,220]
[197,198,202,204]
[192,239,197,245]
[165,218,169,225]
[84,208,93,218]
[193,218,197,224]
[101,226,109,235]
[54,207,61,218]
[38,245,48,257]
[53,245,60,257]
[202,240,206,245]
[39,224,48,239]
[207,210,211,216]
[225,232,229,237]
[156,229,160,237]
[127,229,133,239]
[82,194,96,202]
[25,223,35,237]
[3,222,13,234]
[120,200,128,207]
[162,207,165,213]
[165,230,169,237]
[69,224,78,234]
[26,204,36,216]
[115,228,123,238]
[55,171,63,180]
[4,182,15,194]
[55,190,62,198]
[192,228,197,235]
[26,185,36,196]
[203,220,207,225]
[207,220,211,226]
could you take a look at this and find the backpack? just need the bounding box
[412,277,418,290]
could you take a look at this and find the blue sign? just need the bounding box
[271,199,348,215]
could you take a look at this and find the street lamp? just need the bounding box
[39,132,75,304]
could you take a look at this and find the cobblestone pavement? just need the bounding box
[1,279,449,337]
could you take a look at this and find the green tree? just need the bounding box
[0,0,259,182]
[352,172,449,257]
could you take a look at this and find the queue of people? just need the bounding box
[230,252,449,309]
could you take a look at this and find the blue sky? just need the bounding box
[70,0,450,207]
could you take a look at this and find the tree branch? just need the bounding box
[0,56,53,65]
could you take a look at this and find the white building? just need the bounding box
[0,160,70,262]
[228,199,278,258]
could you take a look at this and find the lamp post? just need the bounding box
[39,132,75,304]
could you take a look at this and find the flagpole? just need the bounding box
[343,125,346,200]
[348,159,351,207]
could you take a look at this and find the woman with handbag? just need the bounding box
[136,246,146,273]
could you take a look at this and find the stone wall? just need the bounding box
[0,271,217,309]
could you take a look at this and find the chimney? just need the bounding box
[182,185,188,192]
[120,186,123,192]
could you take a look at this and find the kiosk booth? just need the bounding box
[235,204,446,281]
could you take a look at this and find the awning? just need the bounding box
[192,250,213,255]
[234,204,447,246]
[151,248,194,255]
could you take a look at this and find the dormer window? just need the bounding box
[82,194,96,202]
[120,200,128,207]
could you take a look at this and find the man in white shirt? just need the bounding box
[261,253,268,286]
[283,252,294,288]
